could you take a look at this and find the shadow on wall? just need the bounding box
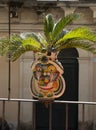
[78,121,93,130]
[0,118,10,130]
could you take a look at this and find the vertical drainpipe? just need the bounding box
[8,0,11,100]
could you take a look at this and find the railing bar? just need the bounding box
[82,104,85,130]
[33,102,36,130]
[8,0,11,101]
[17,101,21,130]
[0,98,96,105]
[49,103,52,130]
[2,101,5,130]
[65,103,68,130]
[54,100,96,105]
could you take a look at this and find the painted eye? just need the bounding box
[44,72,46,75]
[47,73,50,76]
[47,65,57,72]
[37,67,42,72]
[47,51,51,56]
[41,56,48,63]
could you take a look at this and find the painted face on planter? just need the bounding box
[31,54,65,99]
[33,62,60,87]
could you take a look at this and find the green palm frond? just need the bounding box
[0,34,42,60]
[20,32,40,42]
[55,27,96,48]
[10,34,23,43]
[20,32,47,49]
[10,36,42,61]
[11,44,39,61]
[37,33,47,48]
[0,38,10,55]
[9,35,23,54]
[55,29,68,42]
[52,13,79,42]
[22,37,41,49]
[0,35,22,57]
[56,39,96,53]
[64,27,96,42]
[44,13,54,43]
[1,13,96,61]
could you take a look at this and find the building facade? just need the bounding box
[0,0,96,129]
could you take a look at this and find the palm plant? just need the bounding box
[1,13,96,102]
[0,13,96,61]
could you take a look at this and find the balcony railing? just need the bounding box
[0,98,96,130]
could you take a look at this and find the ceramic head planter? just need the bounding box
[30,50,65,102]
[0,13,96,105]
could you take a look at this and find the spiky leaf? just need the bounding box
[44,13,54,42]
[56,27,96,46]
[57,40,96,53]
[11,44,39,61]
[20,32,40,42]
[22,37,41,50]
[52,13,79,42]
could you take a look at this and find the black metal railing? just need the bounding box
[0,98,96,130]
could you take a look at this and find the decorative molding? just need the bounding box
[90,6,96,18]
[60,6,76,16]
